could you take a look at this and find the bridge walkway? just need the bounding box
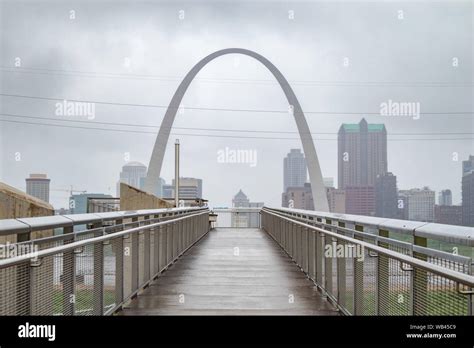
[120,228,338,315]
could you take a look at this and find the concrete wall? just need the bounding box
[0,181,55,315]
[120,182,173,210]
[0,181,54,242]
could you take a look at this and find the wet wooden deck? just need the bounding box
[120,228,338,315]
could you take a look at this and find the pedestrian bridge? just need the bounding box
[0,207,473,316]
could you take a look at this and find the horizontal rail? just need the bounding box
[261,208,474,316]
[0,206,207,236]
[265,206,474,246]
[262,208,474,288]
[0,210,209,269]
[0,209,211,316]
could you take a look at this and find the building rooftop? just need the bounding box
[340,118,385,133]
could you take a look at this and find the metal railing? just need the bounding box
[0,208,210,315]
[211,207,262,228]
[261,207,474,316]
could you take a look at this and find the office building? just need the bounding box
[345,186,375,216]
[171,177,203,199]
[282,183,314,210]
[69,193,113,214]
[283,149,307,191]
[462,171,474,226]
[117,162,147,196]
[435,205,463,226]
[25,174,50,203]
[323,177,334,188]
[326,187,345,213]
[375,172,398,218]
[462,155,474,176]
[399,187,435,222]
[338,118,387,189]
[231,189,263,227]
[438,189,453,206]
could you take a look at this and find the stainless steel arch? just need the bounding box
[144,48,329,211]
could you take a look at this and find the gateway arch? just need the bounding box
[144,48,329,212]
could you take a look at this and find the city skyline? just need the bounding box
[0,1,472,210]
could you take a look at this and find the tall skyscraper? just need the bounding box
[462,171,474,226]
[438,189,453,206]
[338,118,387,189]
[117,161,147,195]
[25,174,50,203]
[462,155,474,175]
[283,149,307,191]
[375,172,398,218]
[399,187,435,222]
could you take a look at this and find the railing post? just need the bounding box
[413,235,428,315]
[315,228,324,289]
[337,222,346,310]
[143,222,151,284]
[29,258,40,315]
[114,218,124,308]
[92,222,104,315]
[154,216,160,275]
[62,225,76,315]
[377,229,390,315]
[353,225,364,316]
[308,227,315,280]
[131,217,139,293]
[303,227,309,274]
[324,220,333,297]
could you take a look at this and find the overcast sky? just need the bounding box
[0,0,472,209]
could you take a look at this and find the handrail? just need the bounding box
[262,208,474,288]
[0,210,209,269]
[0,206,207,236]
[264,206,474,246]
